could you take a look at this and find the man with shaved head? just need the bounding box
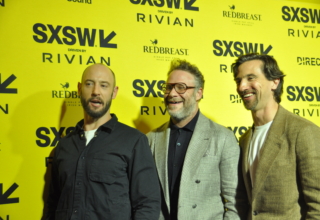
[46,64,160,220]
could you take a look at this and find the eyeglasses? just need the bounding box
[161,83,195,94]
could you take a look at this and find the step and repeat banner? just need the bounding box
[0,0,319,219]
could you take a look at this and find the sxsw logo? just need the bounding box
[227,126,251,141]
[297,57,320,66]
[33,23,117,48]
[130,0,199,11]
[36,127,75,147]
[0,73,18,115]
[282,6,320,24]
[133,79,165,97]
[230,94,242,103]
[213,40,273,57]
[0,183,19,205]
[286,86,320,102]
[0,0,5,7]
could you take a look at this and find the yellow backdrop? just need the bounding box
[0,0,319,219]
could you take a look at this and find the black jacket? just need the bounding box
[46,114,160,220]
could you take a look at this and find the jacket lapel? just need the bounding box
[241,129,253,203]
[252,106,287,200]
[154,123,171,212]
[180,113,211,184]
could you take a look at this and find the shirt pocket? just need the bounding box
[89,154,129,202]
[90,153,127,178]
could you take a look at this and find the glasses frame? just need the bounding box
[161,83,196,94]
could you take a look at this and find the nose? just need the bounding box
[237,80,249,93]
[166,85,179,97]
[92,85,100,96]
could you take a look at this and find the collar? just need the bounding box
[169,110,200,132]
[75,114,118,133]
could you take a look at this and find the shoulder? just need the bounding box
[147,121,169,135]
[115,121,146,139]
[277,106,319,131]
[146,121,169,141]
[198,113,235,136]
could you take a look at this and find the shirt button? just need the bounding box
[253,211,259,216]
[192,204,197,209]
[74,209,78,213]
[77,182,81,185]
[82,156,85,159]
[195,180,201,184]
[177,143,181,146]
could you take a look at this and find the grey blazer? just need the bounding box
[147,113,248,220]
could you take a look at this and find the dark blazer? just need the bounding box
[147,113,248,220]
[240,105,320,219]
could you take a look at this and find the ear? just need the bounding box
[195,87,203,101]
[112,86,119,99]
[77,82,82,96]
[271,78,280,90]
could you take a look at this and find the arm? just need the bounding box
[44,148,61,220]
[220,131,249,220]
[129,134,161,220]
[296,124,320,219]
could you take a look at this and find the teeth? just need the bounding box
[244,94,253,98]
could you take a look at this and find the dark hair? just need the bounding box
[168,59,205,90]
[231,53,285,103]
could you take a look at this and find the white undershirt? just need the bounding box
[84,129,97,146]
[248,121,273,186]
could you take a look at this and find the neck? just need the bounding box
[83,112,112,131]
[251,102,279,126]
[171,108,198,128]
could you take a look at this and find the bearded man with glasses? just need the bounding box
[147,59,248,220]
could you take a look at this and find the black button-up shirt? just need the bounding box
[46,114,160,220]
[168,110,199,220]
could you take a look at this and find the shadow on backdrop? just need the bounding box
[133,96,168,134]
[41,97,82,219]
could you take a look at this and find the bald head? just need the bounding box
[78,63,118,121]
[81,64,116,88]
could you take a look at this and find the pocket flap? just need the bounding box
[89,173,116,184]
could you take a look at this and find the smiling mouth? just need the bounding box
[243,93,254,98]
[241,90,256,99]
[168,101,183,104]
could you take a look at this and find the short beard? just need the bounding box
[240,90,258,111]
[81,96,111,119]
[168,104,196,122]
[166,92,197,123]
[243,99,258,111]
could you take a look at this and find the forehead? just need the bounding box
[82,65,114,83]
[237,60,264,77]
[167,70,195,83]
